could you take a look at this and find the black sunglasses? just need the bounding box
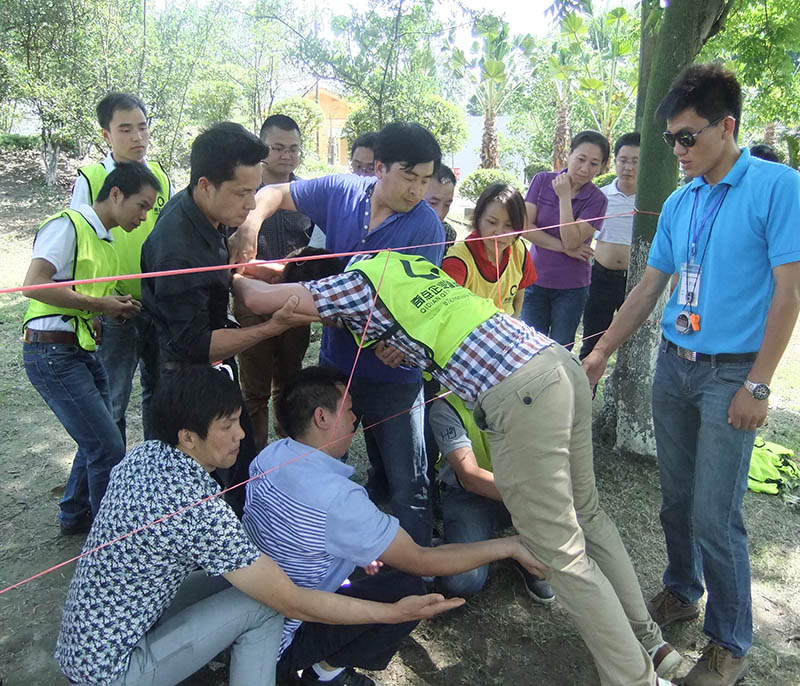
[662,117,724,148]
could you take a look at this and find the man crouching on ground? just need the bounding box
[243,365,548,686]
[54,366,463,686]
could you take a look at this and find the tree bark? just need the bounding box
[601,0,736,456]
[42,135,60,187]
[480,111,499,168]
[553,92,570,171]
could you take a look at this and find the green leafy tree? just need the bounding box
[591,0,738,455]
[452,15,535,169]
[344,92,467,154]
[272,96,324,141]
[555,6,639,146]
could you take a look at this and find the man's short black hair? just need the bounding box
[150,365,243,446]
[656,63,742,139]
[570,130,610,165]
[351,132,377,157]
[190,122,269,188]
[95,162,162,202]
[259,114,301,140]
[281,247,345,283]
[750,144,780,163]
[96,93,148,130]
[374,122,441,172]
[434,164,457,186]
[614,132,640,157]
[275,366,349,439]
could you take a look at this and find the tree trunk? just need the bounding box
[480,111,499,168]
[553,94,570,171]
[763,122,776,145]
[42,135,60,187]
[601,0,736,456]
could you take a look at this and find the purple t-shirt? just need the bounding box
[290,174,445,382]
[525,170,608,289]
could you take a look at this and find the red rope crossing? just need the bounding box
[0,204,662,596]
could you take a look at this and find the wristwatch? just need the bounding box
[743,379,770,401]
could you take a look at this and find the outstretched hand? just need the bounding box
[391,593,465,622]
[582,350,608,389]
[510,536,551,579]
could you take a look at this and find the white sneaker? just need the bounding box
[657,678,677,686]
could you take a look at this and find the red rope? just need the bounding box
[0,204,663,596]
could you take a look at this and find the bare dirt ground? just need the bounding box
[0,150,799,686]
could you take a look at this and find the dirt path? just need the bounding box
[0,150,798,685]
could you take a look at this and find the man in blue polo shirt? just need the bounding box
[584,64,800,686]
[231,122,445,545]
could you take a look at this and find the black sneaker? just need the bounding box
[59,513,93,536]
[299,667,376,686]
[512,560,556,605]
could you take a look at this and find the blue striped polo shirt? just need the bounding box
[242,438,400,653]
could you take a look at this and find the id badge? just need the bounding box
[678,262,702,307]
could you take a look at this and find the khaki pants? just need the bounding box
[476,344,662,686]
[233,298,310,452]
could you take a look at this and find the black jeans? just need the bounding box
[277,570,425,675]
[579,261,628,360]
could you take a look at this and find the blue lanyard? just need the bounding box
[688,185,729,260]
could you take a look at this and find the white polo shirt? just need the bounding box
[596,180,636,245]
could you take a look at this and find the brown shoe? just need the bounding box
[683,642,748,685]
[647,588,700,628]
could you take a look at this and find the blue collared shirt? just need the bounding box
[648,148,800,353]
[243,438,399,653]
[291,174,445,381]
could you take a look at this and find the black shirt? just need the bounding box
[141,187,235,364]
[255,174,313,261]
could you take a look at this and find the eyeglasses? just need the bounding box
[662,117,724,148]
[267,145,302,156]
[351,161,375,175]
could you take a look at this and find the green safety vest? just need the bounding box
[78,160,170,299]
[24,210,119,351]
[748,437,799,494]
[345,251,499,371]
[437,394,494,483]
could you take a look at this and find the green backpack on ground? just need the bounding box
[748,437,800,494]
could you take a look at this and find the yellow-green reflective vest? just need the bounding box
[345,251,499,371]
[23,210,119,351]
[748,437,799,494]
[78,160,170,299]
[436,394,494,484]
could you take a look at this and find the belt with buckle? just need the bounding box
[23,328,79,345]
[662,338,757,364]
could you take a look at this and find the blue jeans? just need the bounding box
[652,342,755,656]
[439,486,512,596]
[349,377,431,545]
[520,283,589,348]
[98,310,160,444]
[23,342,125,527]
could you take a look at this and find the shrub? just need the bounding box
[594,171,617,188]
[298,156,340,179]
[459,168,524,202]
[0,134,39,150]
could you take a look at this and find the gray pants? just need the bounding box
[95,572,283,686]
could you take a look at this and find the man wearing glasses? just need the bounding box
[350,132,377,176]
[233,114,315,449]
[584,64,800,686]
[579,132,640,360]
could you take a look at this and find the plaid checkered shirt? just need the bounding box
[304,271,553,403]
